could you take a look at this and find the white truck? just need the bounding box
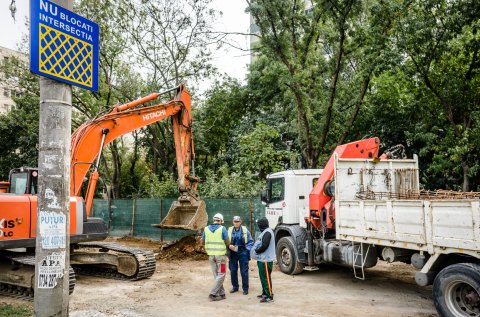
[262,138,480,317]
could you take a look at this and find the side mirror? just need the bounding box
[261,188,269,205]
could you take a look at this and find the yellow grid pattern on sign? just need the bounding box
[39,23,93,87]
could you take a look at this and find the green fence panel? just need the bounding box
[112,199,134,237]
[92,199,109,222]
[252,199,266,238]
[91,198,265,241]
[132,199,162,240]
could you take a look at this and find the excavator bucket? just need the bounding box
[153,194,208,231]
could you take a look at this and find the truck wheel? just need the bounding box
[433,263,480,317]
[276,236,304,275]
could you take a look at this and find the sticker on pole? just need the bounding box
[39,211,66,249]
[38,252,66,289]
[30,0,99,91]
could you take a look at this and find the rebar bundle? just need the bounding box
[355,189,480,200]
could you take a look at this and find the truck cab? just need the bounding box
[261,169,323,229]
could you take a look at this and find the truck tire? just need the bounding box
[276,236,304,275]
[433,262,480,317]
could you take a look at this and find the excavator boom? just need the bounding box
[70,84,207,231]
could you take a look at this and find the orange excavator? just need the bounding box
[0,84,207,298]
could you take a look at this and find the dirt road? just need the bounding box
[0,237,438,317]
[65,259,437,317]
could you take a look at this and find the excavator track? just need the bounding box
[72,242,156,281]
[0,252,76,301]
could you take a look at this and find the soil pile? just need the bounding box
[157,235,207,261]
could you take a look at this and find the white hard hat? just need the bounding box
[213,213,224,223]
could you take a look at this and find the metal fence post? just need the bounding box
[160,199,164,242]
[130,199,136,237]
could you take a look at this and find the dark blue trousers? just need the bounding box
[228,249,249,291]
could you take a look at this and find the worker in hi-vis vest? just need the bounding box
[227,216,253,295]
[202,213,230,301]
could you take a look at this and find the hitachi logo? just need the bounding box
[143,110,166,121]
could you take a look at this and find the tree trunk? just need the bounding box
[129,132,139,195]
[461,160,470,192]
[109,140,122,198]
[337,77,371,146]
[321,24,346,150]
[292,88,317,168]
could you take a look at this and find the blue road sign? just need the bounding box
[30,0,99,91]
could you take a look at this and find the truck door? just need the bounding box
[264,177,285,228]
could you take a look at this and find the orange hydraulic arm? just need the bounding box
[307,137,381,231]
[70,84,197,217]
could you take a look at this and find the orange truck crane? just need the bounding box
[0,84,207,298]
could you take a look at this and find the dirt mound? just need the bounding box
[157,235,207,261]
[109,236,162,252]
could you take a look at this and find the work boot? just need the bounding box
[209,294,221,301]
[243,290,248,295]
[220,294,226,300]
[257,294,265,298]
[230,288,238,293]
[260,297,274,303]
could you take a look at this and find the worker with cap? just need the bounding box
[202,213,230,301]
[227,216,254,295]
[250,217,275,303]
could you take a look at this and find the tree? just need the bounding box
[392,0,480,191]
[247,0,395,167]
[0,54,40,179]
[238,123,295,178]
[111,0,223,192]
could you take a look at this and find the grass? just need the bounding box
[0,303,33,317]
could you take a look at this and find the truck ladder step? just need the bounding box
[352,242,371,280]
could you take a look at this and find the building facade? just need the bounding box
[0,46,26,114]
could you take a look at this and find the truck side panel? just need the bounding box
[335,157,480,258]
[337,200,427,247]
[430,200,480,250]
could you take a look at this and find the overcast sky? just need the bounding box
[0,0,251,83]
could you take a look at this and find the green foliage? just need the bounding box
[0,56,39,179]
[140,171,179,198]
[1,0,478,197]
[200,165,264,198]
[238,123,295,178]
[194,77,249,160]
[0,303,32,317]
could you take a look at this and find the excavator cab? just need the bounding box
[8,167,38,195]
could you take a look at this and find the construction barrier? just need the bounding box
[92,198,265,241]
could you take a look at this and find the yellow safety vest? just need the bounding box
[204,226,226,256]
[228,226,248,244]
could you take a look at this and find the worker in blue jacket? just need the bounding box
[227,216,254,295]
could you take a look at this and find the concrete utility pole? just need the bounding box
[34,0,73,315]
